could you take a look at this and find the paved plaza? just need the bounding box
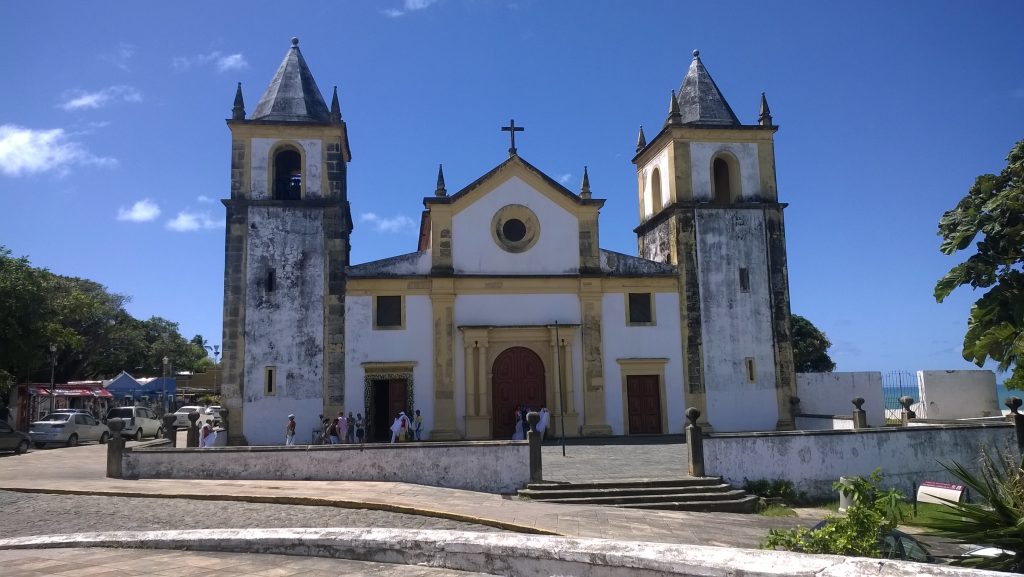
[0,439,826,575]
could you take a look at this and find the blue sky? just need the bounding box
[2,1,1023,376]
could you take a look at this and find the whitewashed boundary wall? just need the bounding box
[703,422,1017,500]
[123,441,529,494]
[795,372,884,427]
[918,370,1000,419]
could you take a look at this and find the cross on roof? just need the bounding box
[501,119,524,156]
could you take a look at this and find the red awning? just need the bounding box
[28,385,113,398]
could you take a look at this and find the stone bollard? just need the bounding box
[106,418,125,478]
[685,407,705,478]
[852,397,867,430]
[186,411,200,448]
[789,395,801,421]
[899,396,916,426]
[162,414,177,446]
[219,407,229,431]
[1006,397,1024,460]
[526,411,542,483]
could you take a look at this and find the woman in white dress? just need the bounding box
[511,410,525,440]
[537,407,550,441]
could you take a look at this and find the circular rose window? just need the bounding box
[491,205,539,253]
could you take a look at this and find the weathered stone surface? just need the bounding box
[123,441,529,494]
[0,528,1005,577]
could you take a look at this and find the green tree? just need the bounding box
[791,314,836,373]
[0,247,58,395]
[936,140,1024,390]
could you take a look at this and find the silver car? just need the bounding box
[106,406,163,440]
[29,412,109,448]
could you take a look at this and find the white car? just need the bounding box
[172,406,212,429]
[30,412,109,448]
[105,406,163,441]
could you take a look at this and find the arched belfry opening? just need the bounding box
[273,147,302,200]
[650,167,663,213]
[712,157,732,204]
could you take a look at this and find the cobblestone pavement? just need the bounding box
[0,490,507,539]
[0,547,498,577]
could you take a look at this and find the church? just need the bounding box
[220,39,797,446]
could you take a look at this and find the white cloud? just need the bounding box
[383,0,439,17]
[175,51,249,73]
[197,195,216,203]
[61,85,142,111]
[361,212,417,233]
[166,211,221,232]
[0,125,116,177]
[558,172,572,184]
[117,199,161,222]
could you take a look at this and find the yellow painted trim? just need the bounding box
[616,358,669,435]
[372,295,406,330]
[362,361,418,374]
[449,160,590,218]
[347,276,677,295]
[757,140,778,201]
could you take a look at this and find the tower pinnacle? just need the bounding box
[232,82,246,120]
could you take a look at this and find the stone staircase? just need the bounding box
[517,478,759,513]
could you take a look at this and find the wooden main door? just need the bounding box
[370,377,408,442]
[491,347,546,439]
[626,375,662,434]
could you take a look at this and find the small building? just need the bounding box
[9,382,113,431]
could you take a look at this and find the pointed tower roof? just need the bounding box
[329,86,342,123]
[232,82,246,120]
[676,50,740,126]
[251,38,330,122]
[435,164,447,197]
[636,125,647,152]
[580,166,591,199]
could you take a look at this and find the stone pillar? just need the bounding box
[463,331,490,440]
[579,288,611,436]
[899,396,916,426]
[789,396,801,424]
[430,282,459,440]
[549,326,580,437]
[852,397,867,430]
[685,407,705,478]
[187,411,200,448]
[106,418,125,478]
[1006,397,1024,460]
[162,414,177,446]
[527,411,542,483]
[219,407,229,440]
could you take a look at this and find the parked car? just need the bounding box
[0,420,30,454]
[29,412,109,448]
[172,406,212,429]
[105,406,163,441]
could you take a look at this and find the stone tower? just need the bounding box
[632,50,796,432]
[220,38,351,445]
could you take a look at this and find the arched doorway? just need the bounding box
[491,346,546,439]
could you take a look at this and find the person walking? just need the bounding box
[413,409,423,441]
[199,423,217,448]
[355,413,365,443]
[346,411,356,443]
[337,411,347,444]
[326,416,340,444]
[285,414,296,446]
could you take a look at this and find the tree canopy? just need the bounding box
[935,140,1024,390]
[791,314,836,373]
[0,246,210,397]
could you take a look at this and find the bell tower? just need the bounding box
[632,50,796,432]
[221,38,352,445]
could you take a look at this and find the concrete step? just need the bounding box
[518,483,736,500]
[521,489,749,506]
[523,477,724,491]
[619,495,760,513]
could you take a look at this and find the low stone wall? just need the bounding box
[794,415,854,431]
[703,422,1017,500]
[123,441,529,494]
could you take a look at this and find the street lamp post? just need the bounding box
[162,356,169,416]
[48,344,57,414]
[213,345,221,396]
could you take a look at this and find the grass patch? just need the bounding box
[760,504,798,517]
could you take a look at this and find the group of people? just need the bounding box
[389,409,423,443]
[322,411,366,445]
[511,405,550,441]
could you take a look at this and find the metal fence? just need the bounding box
[882,371,920,421]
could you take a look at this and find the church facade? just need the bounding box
[220,40,796,446]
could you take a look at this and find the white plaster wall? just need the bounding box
[918,370,1000,419]
[124,441,529,493]
[794,416,855,430]
[796,372,885,427]
[243,207,325,446]
[696,209,777,432]
[689,142,760,202]
[250,138,323,200]
[455,294,584,433]
[452,177,579,275]
[345,295,434,435]
[640,150,669,219]
[600,292,685,435]
[704,424,1018,500]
